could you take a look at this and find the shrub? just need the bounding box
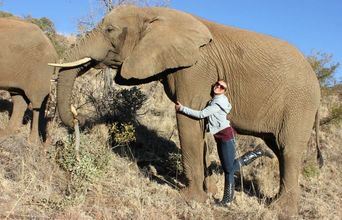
[55,132,111,203]
[109,122,136,147]
[75,70,148,125]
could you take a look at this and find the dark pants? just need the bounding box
[216,138,240,183]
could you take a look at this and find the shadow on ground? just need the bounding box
[112,123,187,190]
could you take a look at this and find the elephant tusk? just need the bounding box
[48,57,92,67]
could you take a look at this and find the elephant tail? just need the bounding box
[315,110,324,168]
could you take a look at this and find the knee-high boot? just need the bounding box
[238,145,274,166]
[220,173,234,206]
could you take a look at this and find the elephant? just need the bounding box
[0,18,58,144]
[50,6,321,216]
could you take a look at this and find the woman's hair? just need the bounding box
[217,79,227,84]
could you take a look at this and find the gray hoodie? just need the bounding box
[179,94,232,134]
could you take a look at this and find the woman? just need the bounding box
[175,80,272,206]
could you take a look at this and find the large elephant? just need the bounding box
[0,18,58,144]
[50,6,321,216]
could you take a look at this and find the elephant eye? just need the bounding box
[105,25,120,34]
[106,26,114,33]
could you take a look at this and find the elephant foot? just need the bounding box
[204,175,218,196]
[180,186,208,203]
[28,134,42,146]
[43,136,53,147]
[269,193,299,219]
[0,128,17,138]
[0,129,10,138]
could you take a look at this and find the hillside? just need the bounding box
[0,78,341,219]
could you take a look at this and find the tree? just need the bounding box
[100,0,170,12]
[307,51,340,88]
[24,16,56,34]
[0,10,69,56]
[0,0,14,18]
[24,16,69,56]
[77,0,170,34]
[307,51,342,126]
[0,10,12,17]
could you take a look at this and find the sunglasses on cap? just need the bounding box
[214,82,227,90]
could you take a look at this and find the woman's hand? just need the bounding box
[175,101,182,111]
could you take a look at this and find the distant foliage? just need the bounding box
[307,51,340,88]
[0,10,13,17]
[77,0,170,33]
[24,16,56,34]
[100,0,170,10]
[0,11,69,56]
[24,16,69,56]
[307,51,342,126]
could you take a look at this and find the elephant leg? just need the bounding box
[203,141,218,196]
[28,95,48,145]
[0,94,27,137]
[204,174,218,197]
[271,118,314,217]
[28,109,41,144]
[176,113,208,202]
[272,148,303,218]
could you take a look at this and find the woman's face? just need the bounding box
[213,80,227,95]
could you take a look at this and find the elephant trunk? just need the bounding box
[56,29,108,128]
[57,67,80,128]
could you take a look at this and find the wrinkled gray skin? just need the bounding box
[0,18,58,144]
[55,6,320,216]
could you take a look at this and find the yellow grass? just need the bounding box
[0,80,341,219]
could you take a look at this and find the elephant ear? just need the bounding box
[121,8,212,80]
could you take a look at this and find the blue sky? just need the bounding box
[1,0,341,78]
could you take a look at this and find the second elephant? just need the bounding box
[0,18,58,144]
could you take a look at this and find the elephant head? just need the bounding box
[51,5,212,127]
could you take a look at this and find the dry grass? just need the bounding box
[0,77,341,219]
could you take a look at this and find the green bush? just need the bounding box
[54,120,137,204]
[55,133,111,203]
[109,122,136,147]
